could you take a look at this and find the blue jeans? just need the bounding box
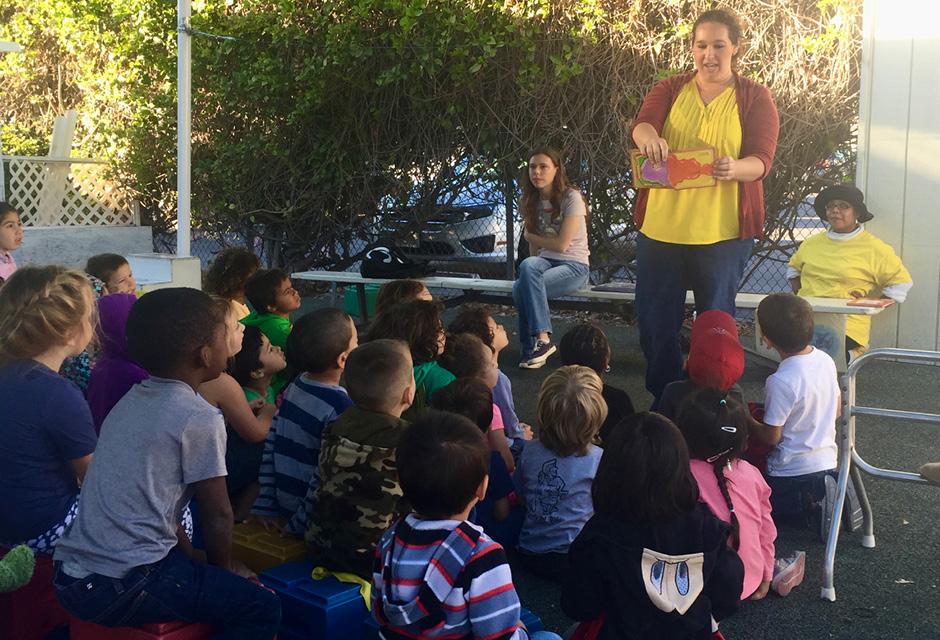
[767,469,835,523]
[512,256,590,354]
[53,550,280,639]
[635,234,753,405]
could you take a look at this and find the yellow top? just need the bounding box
[642,81,742,244]
[789,230,912,347]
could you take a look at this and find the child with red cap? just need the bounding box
[657,310,746,421]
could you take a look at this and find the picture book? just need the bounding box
[630,147,717,190]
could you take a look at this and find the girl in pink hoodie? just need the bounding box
[675,388,804,599]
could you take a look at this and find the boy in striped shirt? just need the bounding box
[372,410,560,640]
[251,308,357,535]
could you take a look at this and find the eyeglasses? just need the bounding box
[825,201,853,212]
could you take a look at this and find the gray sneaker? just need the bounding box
[842,475,864,533]
[519,340,556,369]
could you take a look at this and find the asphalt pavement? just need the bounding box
[298,296,940,639]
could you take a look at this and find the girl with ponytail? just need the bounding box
[676,388,803,599]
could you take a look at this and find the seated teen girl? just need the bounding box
[0,266,98,554]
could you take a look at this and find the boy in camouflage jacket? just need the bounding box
[305,339,415,578]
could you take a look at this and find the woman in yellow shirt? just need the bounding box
[788,185,912,360]
[631,9,779,405]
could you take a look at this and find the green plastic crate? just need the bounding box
[343,283,380,319]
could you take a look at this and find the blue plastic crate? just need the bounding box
[261,561,368,640]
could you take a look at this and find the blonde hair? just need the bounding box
[537,365,608,456]
[0,266,94,366]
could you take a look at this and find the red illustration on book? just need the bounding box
[631,147,717,190]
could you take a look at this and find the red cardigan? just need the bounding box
[631,72,779,239]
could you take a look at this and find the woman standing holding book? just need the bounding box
[631,8,779,406]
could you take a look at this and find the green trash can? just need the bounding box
[343,283,380,319]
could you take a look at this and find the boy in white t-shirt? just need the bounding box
[752,294,840,532]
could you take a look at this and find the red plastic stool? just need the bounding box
[0,550,69,640]
[70,619,214,640]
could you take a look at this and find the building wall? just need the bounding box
[859,0,940,350]
[12,226,153,270]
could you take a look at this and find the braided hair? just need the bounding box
[559,322,611,375]
[0,266,94,366]
[674,387,748,548]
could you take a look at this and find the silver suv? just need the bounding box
[390,205,514,264]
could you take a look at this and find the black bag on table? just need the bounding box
[360,245,435,279]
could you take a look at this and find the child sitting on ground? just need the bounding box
[658,310,747,422]
[204,247,261,320]
[753,293,840,538]
[374,278,432,315]
[0,267,97,555]
[199,299,277,519]
[368,299,454,414]
[252,308,357,536]
[440,332,514,472]
[241,268,302,394]
[559,322,635,445]
[85,292,149,432]
[676,388,804,600]
[0,202,23,282]
[229,325,287,406]
[53,288,281,636]
[85,252,136,294]
[372,409,562,640]
[562,412,744,638]
[448,305,533,454]
[431,379,518,547]
[515,365,607,582]
[305,339,415,579]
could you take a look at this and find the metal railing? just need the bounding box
[821,347,940,601]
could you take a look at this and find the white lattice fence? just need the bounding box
[3,156,138,226]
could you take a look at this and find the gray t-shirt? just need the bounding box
[54,377,227,578]
[516,439,602,554]
[536,189,590,265]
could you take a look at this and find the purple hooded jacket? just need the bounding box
[85,293,149,433]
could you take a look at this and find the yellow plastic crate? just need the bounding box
[231,521,307,573]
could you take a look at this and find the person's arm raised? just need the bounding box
[200,373,275,443]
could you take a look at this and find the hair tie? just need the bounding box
[720,425,737,433]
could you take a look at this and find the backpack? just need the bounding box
[360,245,435,279]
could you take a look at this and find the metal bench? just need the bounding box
[291,272,884,371]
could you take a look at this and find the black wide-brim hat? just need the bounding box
[814,184,874,223]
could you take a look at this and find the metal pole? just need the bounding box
[176,0,192,257]
[504,167,515,280]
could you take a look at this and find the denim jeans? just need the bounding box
[53,550,281,639]
[766,469,835,523]
[512,256,590,354]
[635,234,753,405]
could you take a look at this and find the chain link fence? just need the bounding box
[154,196,822,298]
